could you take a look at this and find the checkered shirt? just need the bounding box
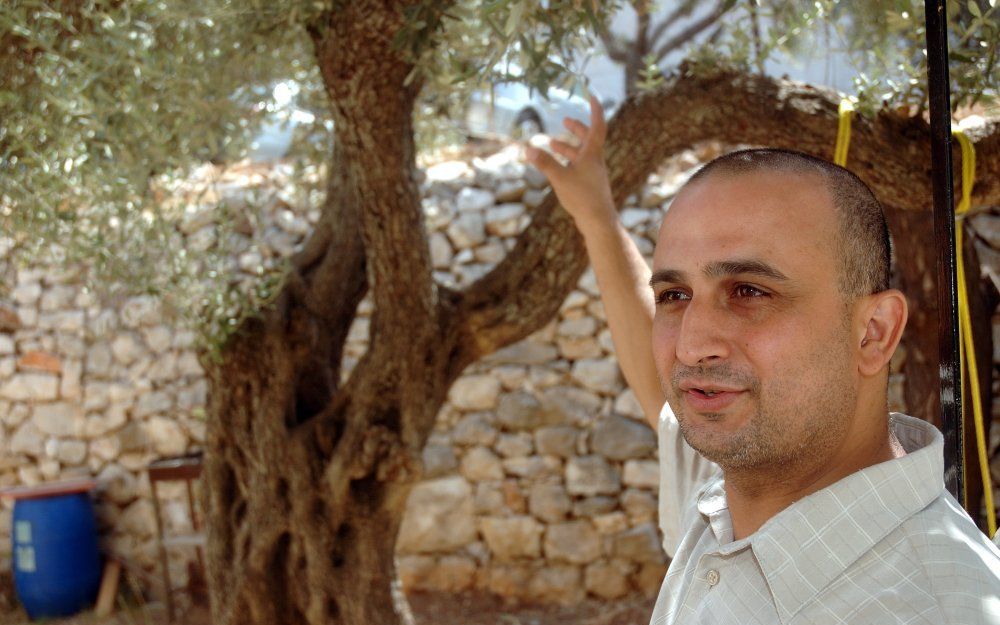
[652,407,1000,624]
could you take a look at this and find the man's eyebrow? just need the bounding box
[704,259,790,282]
[648,259,790,287]
[649,269,686,287]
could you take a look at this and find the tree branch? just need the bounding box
[653,1,735,63]
[647,0,700,48]
[452,68,1000,370]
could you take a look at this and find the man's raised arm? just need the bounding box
[526,97,665,430]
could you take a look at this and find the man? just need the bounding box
[526,97,1000,624]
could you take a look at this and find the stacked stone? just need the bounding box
[0,143,926,606]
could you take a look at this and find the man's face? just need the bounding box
[651,170,859,472]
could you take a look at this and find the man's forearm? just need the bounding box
[577,216,664,429]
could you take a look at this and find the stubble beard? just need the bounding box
[666,330,856,475]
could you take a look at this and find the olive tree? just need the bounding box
[2,1,999,624]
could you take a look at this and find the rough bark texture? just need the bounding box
[200,18,1000,621]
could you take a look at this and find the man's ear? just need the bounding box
[857,289,908,377]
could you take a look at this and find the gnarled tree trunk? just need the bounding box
[199,11,1000,619]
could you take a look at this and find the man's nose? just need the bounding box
[675,297,730,367]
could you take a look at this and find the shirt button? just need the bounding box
[706,569,720,587]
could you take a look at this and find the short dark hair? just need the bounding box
[686,148,891,298]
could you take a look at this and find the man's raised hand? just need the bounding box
[525,95,616,233]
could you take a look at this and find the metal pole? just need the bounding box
[924,0,964,504]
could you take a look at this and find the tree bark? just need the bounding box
[202,45,1000,625]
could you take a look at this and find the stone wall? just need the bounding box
[1,141,978,608]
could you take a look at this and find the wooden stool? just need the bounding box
[147,452,205,623]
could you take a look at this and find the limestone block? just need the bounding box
[571,358,623,395]
[501,479,526,514]
[397,476,477,554]
[90,436,122,462]
[176,351,202,377]
[33,402,84,436]
[117,422,149,453]
[452,413,498,446]
[429,231,454,268]
[480,516,543,560]
[502,456,559,479]
[39,459,60,479]
[544,521,601,564]
[16,351,61,374]
[484,341,558,366]
[142,326,173,354]
[613,388,645,420]
[85,343,113,377]
[557,317,597,338]
[10,421,44,456]
[592,512,629,535]
[585,559,635,600]
[494,432,533,458]
[96,463,139,505]
[528,565,583,605]
[3,403,29,428]
[446,212,487,249]
[496,392,558,431]
[591,414,656,460]
[0,335,13,355]
[133,390,173,419]
[493,365,528,390]
[474,481,506,515]
[121,295,161,328]
[621,489,657,524]
[566,456,620,496]
[146,352,178,381]
[146,417,188,456]
[487,564,532,600]
[421,444,458,479]
[83,382,110,412]
[484,203,524,237]
[12,282,41,306]
[460,446,504,482]
[534,426,578,458]
[495,179,527,202]
[573,496,617,517]
[528,482,571,523]
[425,160,474,190]
[55,440,87,465]
[623,460,659,489]
[60,359,82,400]
[110,334,143,365]
[612,523,666,564]
[85,405,127,438]
[0,357,14,378]
[556,336,603,360]
[449,375,501,410]
[473,240,506,264]
[539,386,602,426]
[0,373,59,401]
[455,187,496,212]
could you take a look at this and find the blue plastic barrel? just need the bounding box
[7,481,101,619]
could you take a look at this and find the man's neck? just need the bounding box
[723,417,905,541]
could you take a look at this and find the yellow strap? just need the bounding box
[834,99,854,167]
[952,128,995,538]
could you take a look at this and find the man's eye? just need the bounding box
[734,284,768,298]
[656,289,690,304]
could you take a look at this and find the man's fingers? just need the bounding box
[563,117,589,143]
[587,94,607,147]
[525,145,564,183]
[549,138,580,161]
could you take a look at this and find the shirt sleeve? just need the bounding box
[657,400,720,558]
